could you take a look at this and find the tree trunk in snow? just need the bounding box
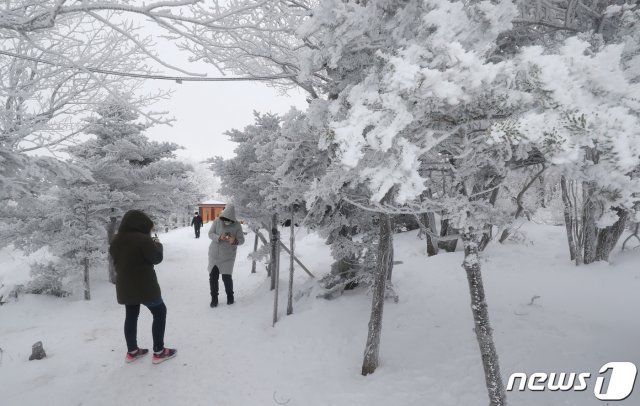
[386,232,394,282]
[478,187,501,252]
[362,212,393,376]
[462,233,506,406]
[83,207,91,301]
[560,176,577,261]
[595,208,628,262]
[83,256,91,301]
[438,219,458,252]
[386,217,395,282]
[419,191,438,256]
[582,181,598,265]
[558,172,623,265]
[270,214,279,291]
[622,223,640,251]
[251,229,259,274]
[422,212,439,256]
[287,206,295,316]
[107,215,117,284]
[272,216,281,326]
[499,164,546,244]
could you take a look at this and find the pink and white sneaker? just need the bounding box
[125,348,149,363]
[152,348,177,364]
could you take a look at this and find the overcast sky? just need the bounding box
[110,15,313,163]
[141,76,307,162]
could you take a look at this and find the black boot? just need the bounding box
[209,267,220,308]
[222,274,234,305]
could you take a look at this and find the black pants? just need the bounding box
[209,266,233,299]
[124,299,167,353]
[194,227,201,238]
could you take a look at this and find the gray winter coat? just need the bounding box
[207,205,245,275]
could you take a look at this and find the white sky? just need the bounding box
[125,11,310,162]
[140,68,307,163]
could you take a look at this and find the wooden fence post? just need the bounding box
[257,229,315,278]
[270,214,278,291]
[271,213,280,326]
[251,228,259,274]
[287,205,295,316]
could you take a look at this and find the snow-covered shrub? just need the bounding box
[25,262,70,298]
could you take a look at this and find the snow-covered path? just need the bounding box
[1,224,640,406]
[0,226,339,406]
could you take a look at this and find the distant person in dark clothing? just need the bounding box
[109,210,177,364]
[191,212,203,238]
[207,204,245,307]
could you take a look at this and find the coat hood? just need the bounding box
[219,204,238,223]
[119,210,154,234]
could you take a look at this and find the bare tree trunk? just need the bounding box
[622,223,640,251]
[386,217,395,282]
[538,174,546,208]
[438,219,458,252]
[499,164,546,243]
[419,190,439,256]
[462,233,506,406]
[560,176,577,261]
[595,209,628,262]
[478,187,501,251]
[83,255,91,301]
[251,229,259,274]
[362,212,393,376]
[83,206,92,301]
[560,174,623,265]
[270,214,279,291]
[107,215,117,284]
[478,228,492,252]
[582,181,598,264]
[273,216,281,326]
[386,235,395,282]
[287,206,295,316]
[422,212,439,256]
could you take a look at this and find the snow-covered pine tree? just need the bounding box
[271,106,381,296]
[301,0,524,401]
[65,97,201,283]
[69,97,201,224]
[484,1,640,263]
[210,107,383,297]
[210,112,283,228]
[510,18,640,264]
[14,182,127,299]
[209,112,286,278]
[0,16,179,293]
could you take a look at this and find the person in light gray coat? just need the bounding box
[207,204,245,307]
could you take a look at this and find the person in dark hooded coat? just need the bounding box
[109,210,177,364]
[191,211,203,238]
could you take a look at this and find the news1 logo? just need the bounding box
[507,362,638,401]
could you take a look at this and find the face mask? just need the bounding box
[223,220,232,226]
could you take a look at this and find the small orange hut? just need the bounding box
[198,200,226,223]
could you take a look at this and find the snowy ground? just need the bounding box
[1,224,639,406]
